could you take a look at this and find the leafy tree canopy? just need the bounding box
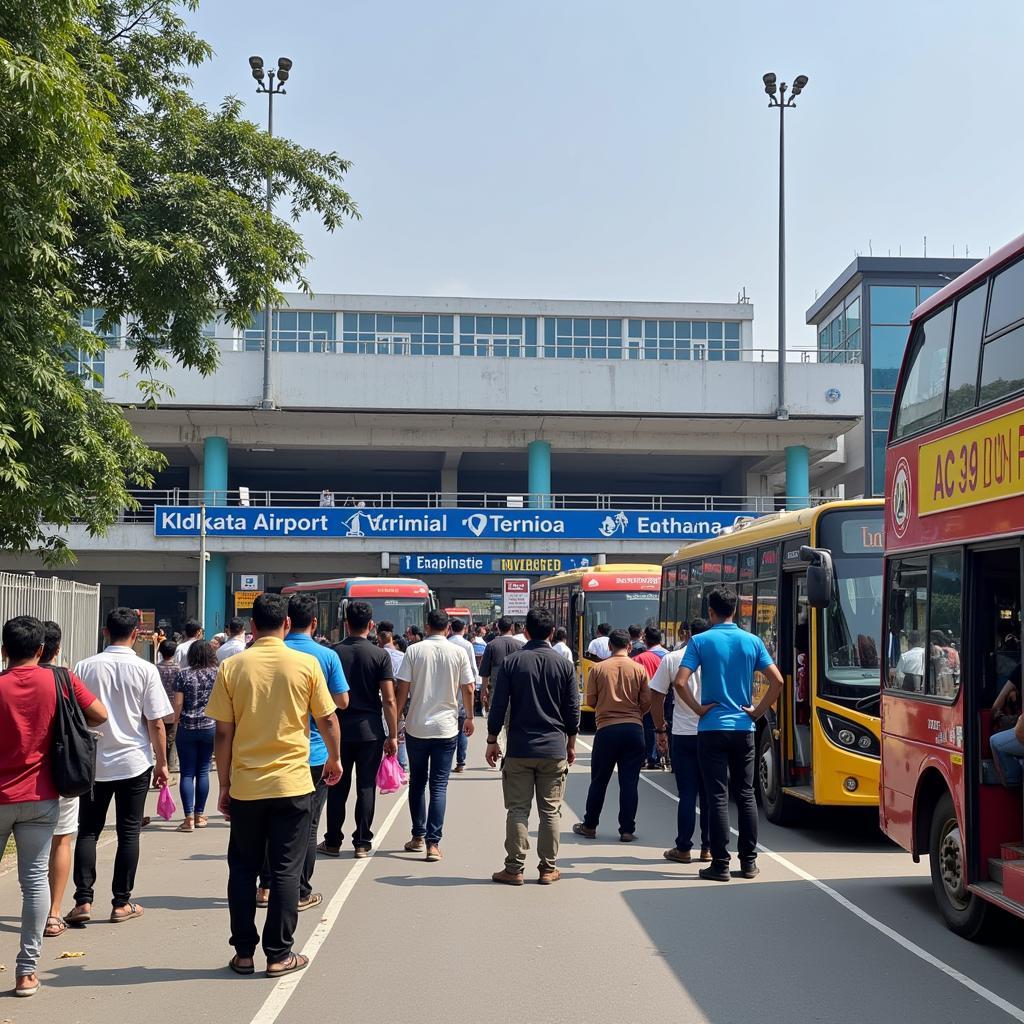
[0,0,357,560]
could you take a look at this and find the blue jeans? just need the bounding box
[175,726,215,816]
[643,713,659,765]
[991,727,1024,785]
[457,712,468,766]
[583,723,645,834]
[406,734,458,845]
[671,733,709,852]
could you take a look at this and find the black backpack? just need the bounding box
[50,666,98,798]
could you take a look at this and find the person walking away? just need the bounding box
[155,638,180,772]
[650,617,712,863]
[633,627,670,770]
[217,617,247,663]
[552,627,574,664]
[448,618,479,771]
[171,641,220,833]
[675,589,783,881]
[479,618,523,712]
[573,628,650,842]
[627,624,645,656]
[395,609,475,862]
[174,618,203,666]
[320,601,397,858]
[207,593,341,978]
[377,629,409,770]
[69,608,172,926]
[586,622,612,661]
[487,607,579,885]
[1,617,106,991]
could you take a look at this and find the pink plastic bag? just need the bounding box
[156,784,176,821]
[376,755,405,795]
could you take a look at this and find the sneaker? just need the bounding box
[663,847,692,864]
[297,892,323,912]
[425,844,442,862]
[538,868,561,885]
[698,864,731,882]
[491,869,524,886]
[740,861,759,879]
[572,823,597,839]
[699,847,713,862]
[404,837,425,853]
[353,847,370,859]
[316,841,341,858]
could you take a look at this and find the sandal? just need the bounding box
[228,955,255,976]
[64,906,91,927]
[297,892,322,912]
[43,916,66,938]
[177,818,195,832]
[195,814,209,828]
[572,823,597,838]
[110,902,144,923]
[266,953,309,978]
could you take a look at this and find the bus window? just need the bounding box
[690,561,703,584]
[944,285,986,419]
[703,557,722,582]
[678,564,689,586]
[739,549,756,581]
[737,583,754,632]
[928,551,962,699]
[885,557,928,692]
[722,554,738,584]
[893,306,953,438]
[758,545,780,579]
[754,578,778,660]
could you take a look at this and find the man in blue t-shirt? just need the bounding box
[676,586,782,881]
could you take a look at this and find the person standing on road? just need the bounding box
[321,601,397,858]
[207,593,341,979]
[171,641,220,833]
[479,618,523,712]
[1,616,106,995]
[174,618,203,666]
[448,618,479,771]
[156,638,180,772]
[674,588,783,881]
[395,609,476,862]
[633,627,670,770]
[488,606,579,886]
[216,617,247,663]
[627,624,645,656]
[650,618,712,864]
[551,627,574,664]
[376,629,408,771]
[69,608,173,926]
[586,622,612,661]
[573,629,651,843]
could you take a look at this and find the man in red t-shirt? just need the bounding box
[632,627,670,770]
[0,616,105,998]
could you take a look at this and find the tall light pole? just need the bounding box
[762,72,808,421]
[249,55,293,411]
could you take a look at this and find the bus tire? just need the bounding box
[928,791,992,940]
[757,726,791,825]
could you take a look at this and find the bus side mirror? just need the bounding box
[800,545,833,609]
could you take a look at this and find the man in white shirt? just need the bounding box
[216,617,247,663]
[395,609,476,862]
[448,618,479,771]
[174,617,203,665]
[552,627,575,663]
[896,631,925,691]
[586,623,612,661]
[67,607,173,925]
[649,617,711,864]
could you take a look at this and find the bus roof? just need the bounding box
[662,499,883,565]
[281,576,428,594]
[534,563,661,589]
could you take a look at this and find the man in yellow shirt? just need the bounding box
[207,593,341,979]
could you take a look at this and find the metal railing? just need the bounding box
[0,573,101,666]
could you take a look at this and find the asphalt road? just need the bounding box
[3,730,1024,1024]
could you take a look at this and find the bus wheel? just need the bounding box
[757,728,790,825]
[928,791,991,940]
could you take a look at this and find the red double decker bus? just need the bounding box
[881,231,1024,938]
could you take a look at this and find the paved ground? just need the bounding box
[3,731,1024,1024]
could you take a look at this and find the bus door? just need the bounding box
[790,574,812,784]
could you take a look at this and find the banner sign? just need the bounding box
[399,554,593,575]
[154,506,756,541]
[502,579,531,617]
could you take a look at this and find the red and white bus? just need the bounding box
[281,577,436,642]
[881,231,1024,938]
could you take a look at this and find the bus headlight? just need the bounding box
[817,710,880,759]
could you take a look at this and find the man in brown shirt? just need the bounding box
[573,629,652,842]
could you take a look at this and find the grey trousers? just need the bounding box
[0,800,58,976]
[501,757,568,873]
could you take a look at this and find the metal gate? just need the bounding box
[0,573,101,667]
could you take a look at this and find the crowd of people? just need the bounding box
[0,587,782,995]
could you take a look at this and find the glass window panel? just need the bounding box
[508,317,522,334]
[494,342,507,357]
[545,319,555,344]
[572,318,588,336]
[476,316,492,334]
[440,315,454,332]
[692,322,707,340]
[980,324,1024,405]
[358,314,374,331]
[554,318,571,335]
[757,545,780,578]
[658,321,674,339]
[709,339,723,360]
[525,345,538,358]
[608,319,621,337]
[871,286,917,325]
[845,296,861,339]
[943,285,985,418]
[703,557,722,581]
[919,286,942,302]
[690,561,703,583]
[725,348,740,361]
[573,344,589,358]
[545,345,557,358]
[672,321,690,340]
[737,584,754,632]
[628,319,641,338]
[659,346,673,360]
[342,341,358,354]
[893,305,953,437]
[644,320,658,337]
[885,557,928,691]
[725,322,740,341]
[927,551,962,698]
[870,325,911,389]
[708,322,723,341]
[557,346,572,359]
[722,554,738,583]
[644,342,657,359]
[525,319,537,343]
[493,316,508,334]
[424,315,439,332]
[988,257,1024,336]
[343,313,357,332]
[592,345,607,359]
[376,315,393,332]
[590,318,607,337]
[754,579,779,662]
[460,342,474,356]
[394,315,421,335]
[871,431,887,496]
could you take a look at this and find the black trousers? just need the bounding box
[228,794,311,963]
[323,738,383,850]
[698,730,758,867]
[73,767,151,909]
[582,723,645,835]
[301,765,329,900]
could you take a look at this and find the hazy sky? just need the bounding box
[188,0,1024,350]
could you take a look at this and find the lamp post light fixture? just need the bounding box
[762,72,808,421]
[249,56,293,411]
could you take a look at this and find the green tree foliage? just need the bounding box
[0,1,357,560]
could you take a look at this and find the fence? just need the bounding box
[0,573,101,668]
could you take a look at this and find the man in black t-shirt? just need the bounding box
[318,601,398,858]
[480,618,525,712]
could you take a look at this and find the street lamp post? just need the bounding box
[762,72,808,421]
[249,55,293,411]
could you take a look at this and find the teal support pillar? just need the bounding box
[202,436,229,635]
[204,553,227,638]
[785,444,810,511]
[528,440,551,509]
[203,435,229,505]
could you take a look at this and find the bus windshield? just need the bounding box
[585,593,659,641]
[369,598,427,635]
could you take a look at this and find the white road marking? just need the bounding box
[250,788,410,1024]
[574,737,1024,1023]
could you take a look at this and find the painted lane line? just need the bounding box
[573,737,1024,1023]
[250,788,410,1024]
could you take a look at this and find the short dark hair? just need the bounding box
[159,638,178,660]
[609,628,630,651]
[597,622,611,636]
[427,608,450,631]
[628,624,642,640]
[378,620,394,634]
[227,616,245,636]
[497,617,512,633]
[107,606,140,642]
[394,636,408,653]
[690,617,711,637]
[553,627,568,644]
[525,606,554,641]
[345,600,374,631]
[707,587,737,620]
[288,593,318,631]
[183,617,203,639]
[187,640,218,670]
[2,616,44,661]
[251,593,288,632]
[450,617,466,634]
[406,625,423,640]
[41,620,62,663]
[644,626,662,647]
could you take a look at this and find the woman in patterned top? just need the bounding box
[172,640,219,832]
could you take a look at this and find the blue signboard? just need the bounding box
[398,554,594,575]
[154,506,757,541]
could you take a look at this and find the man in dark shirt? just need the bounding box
[320,601,398,858]
[479,617,523,712]
[486,606,579,886]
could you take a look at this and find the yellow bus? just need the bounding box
[533,563,661,717]
[661,500,884,823]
